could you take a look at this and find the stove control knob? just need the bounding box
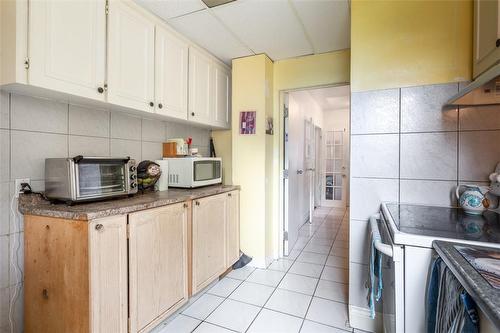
[130,165,136,172]
[130,174,137,180]
[130,183,137,189]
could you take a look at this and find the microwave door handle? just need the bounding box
[369,214,393,258]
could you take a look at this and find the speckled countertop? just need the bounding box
[18,185,240,221]
[433,241,500,329]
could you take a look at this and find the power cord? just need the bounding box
[20,183,49,201]
[9,192,22,333]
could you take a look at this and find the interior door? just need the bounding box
[314,127,322,207]
[304,118,315,223]
[322,129,347,208]
[107,1,155,112]
[155,25,188,120]
[29,0,106,100]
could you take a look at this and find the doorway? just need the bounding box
[282,85,350,256]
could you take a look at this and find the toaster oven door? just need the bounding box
[75,158,129,199]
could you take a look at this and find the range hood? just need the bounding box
[446,62,500,106]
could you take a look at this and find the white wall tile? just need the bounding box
[110,139,141,161]
[400,132,457,180]
[400,179,456,207]
[166,122,187,139]
[69,105,110,137]
[11,131,68,180]
[401,83,458,133]
[9,232,23,286]
[69,136,110,157]
[0,91,9,130]
[349,177,398,220]
[141,142,163,161]
[11,94,68,134]
[0,235,8,289]
[0,130,9,181]
[9,283,23,333]
[142,119,166,142]
[351,89,399,134]
[349,219,369,265]
[351,134,399,178]
[0,184,10,236]
[459,130,500,181]
[459,105,500,131]
[0,287,9,332]
[110,113,141,140]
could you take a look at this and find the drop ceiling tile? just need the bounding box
[169,10,254,64]
[212,0,313,60]
[291,0,350,53]
[134,0,206,20]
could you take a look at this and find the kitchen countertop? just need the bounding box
[18,185,240,221]
[433,240,500,329]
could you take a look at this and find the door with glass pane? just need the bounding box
[322,130,346,208]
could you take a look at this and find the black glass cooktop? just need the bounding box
[385,204,500,243]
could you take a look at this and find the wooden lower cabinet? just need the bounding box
[128,202,189,333]
[226,191,240,268]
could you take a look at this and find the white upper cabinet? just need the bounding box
[473,0,500,78]
[29,0,106,100]
[155,26,189,120]
[214,64,231,128]
[189,47,214,125]
[107,0,155,112]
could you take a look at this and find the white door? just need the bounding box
[322,130,347,208]
[214,64,230,128]
[108,1,155,112]
[314,127,322,207]
[188,47,214,125]
[155,26,188,120]
[304,118,315,223]
[29,0,106,101]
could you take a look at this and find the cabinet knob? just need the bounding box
[228,193,232,197]
[158,103,163,109]
[497,39,500,48]
[195,201,200,206]
[95,224,103,231]
[97,87,104,94]
[183,203,188,208]
[42,289,49,299]
[191,112,195,116]
[149,102,154,107]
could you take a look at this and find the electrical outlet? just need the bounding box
[15,178,30,198]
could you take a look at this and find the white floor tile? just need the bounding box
[247,309,303,333]
[207,278,242,297]
[321,267,348,284]
[314,280,348,303]
[226,266,255,281]
[157,314,201,333]
[229,281,275,306]
[278,273,318,296]
[333,241,349,249]
[246,269,286,287]
[182,294,225,320]
[206,299,260,332]
[303,244,331,255]
[330,247,348,258]
[264,289,312,318]
[287,249,302,260]
[308,237,334,247]
[301,320,351,333]
[297,252,328,265]
[267,259,294,272]
[289,261,324,278]
[326,256,348,268]
[193,322,235,333]
[306,298,350,330]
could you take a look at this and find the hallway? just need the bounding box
[154,207,352,333]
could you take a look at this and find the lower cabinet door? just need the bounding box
[89,215,128,333]
[192,193,227,293]
[226,191,240,267]
[128,203,189,333]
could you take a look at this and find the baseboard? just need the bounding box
[349,305,383,333]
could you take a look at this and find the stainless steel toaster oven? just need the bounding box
[45,156,138,203]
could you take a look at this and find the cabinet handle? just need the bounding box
[42,289,49,299]
[228,193,232,197]
[97,87,104,94]
[95,224,103,231]
[191,112,195,116]
[497,39,500,48]
[149,102,154,107]
[158,103,163,109]
[195,201,200,206]
[183,203,188,208]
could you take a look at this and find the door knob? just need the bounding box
[297,169,304,175]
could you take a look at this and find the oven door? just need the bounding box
[193,159,221,185]
[74,157,130,200]
[370,213,404,333]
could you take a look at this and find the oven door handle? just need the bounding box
[369,214,393,258]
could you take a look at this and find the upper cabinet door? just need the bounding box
[189,47,214,125]
[155,26,188,120]
[214,64,231,128]
[108,1,155,112]
[29,0,106,100]
[473,0,500,78]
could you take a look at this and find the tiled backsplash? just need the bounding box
[348,82,500,314]
[0,90,211,332]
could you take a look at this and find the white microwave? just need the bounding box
[166,157,222,188]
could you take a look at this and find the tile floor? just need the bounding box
[153,207,351,333]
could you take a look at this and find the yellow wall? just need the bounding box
[351,0,473,92]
